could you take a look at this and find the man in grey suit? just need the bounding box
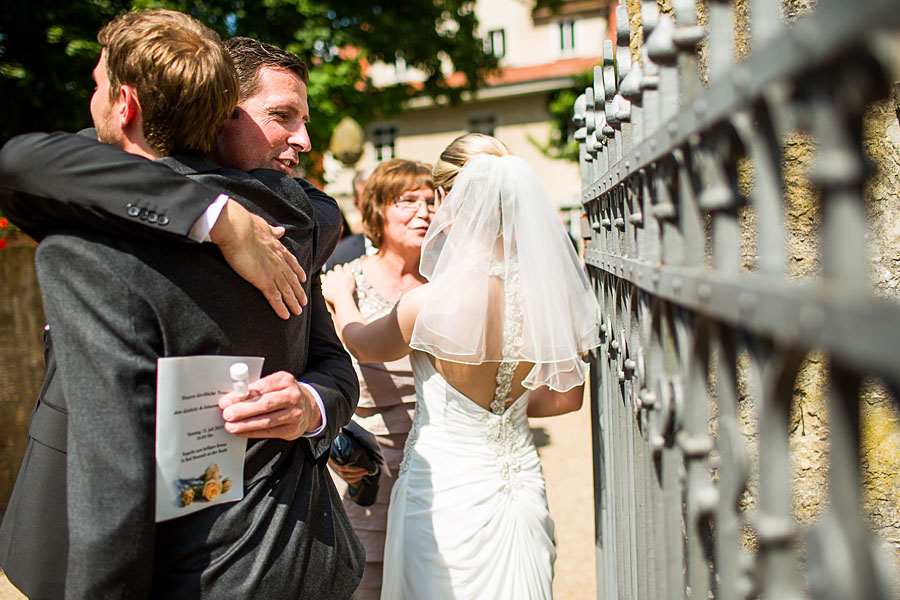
[0,10,363,599]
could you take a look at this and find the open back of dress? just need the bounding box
[381,266,556,600]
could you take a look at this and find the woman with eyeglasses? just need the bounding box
[323,134,600,599]
[325,158,435,600]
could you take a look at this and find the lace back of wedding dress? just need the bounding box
[489,261,521,415]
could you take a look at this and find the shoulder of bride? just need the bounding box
[398,283,431,311]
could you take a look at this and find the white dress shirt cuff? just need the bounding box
[188,194,230,242]
[298,382,327,437]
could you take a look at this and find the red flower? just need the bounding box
[0,239,7,250]
[0,218,7,229]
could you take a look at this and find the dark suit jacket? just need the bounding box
[324,233,367,271]
[0,133,364,599]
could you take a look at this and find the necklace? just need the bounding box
[365,254,422,301]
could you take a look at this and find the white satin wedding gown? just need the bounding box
[380,349,556,599]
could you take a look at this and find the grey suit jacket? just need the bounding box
[0,133,364,599]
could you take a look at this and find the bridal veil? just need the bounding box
[409,153,601,392]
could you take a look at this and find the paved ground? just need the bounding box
[534,395,598,599]
[0,569,20,600]
[0,399,598,599]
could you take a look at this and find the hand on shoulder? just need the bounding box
[209,199,308,320]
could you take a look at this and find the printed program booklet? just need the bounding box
[155,355,264,522]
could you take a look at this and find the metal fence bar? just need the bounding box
[577,0,900,597]
[711,328,747,600]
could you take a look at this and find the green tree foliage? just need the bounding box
[528,71,592,163]
[0,0,132,143]
[0,0,500,176]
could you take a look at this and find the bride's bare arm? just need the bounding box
[323,267,427,362]
[527,384,584,417]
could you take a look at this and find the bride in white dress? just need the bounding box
[323,134,600,599]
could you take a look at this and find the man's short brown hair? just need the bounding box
[361,159,434,248]
[224,37,309,102]
[98,9,238,155]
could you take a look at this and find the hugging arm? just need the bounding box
[0,132,214,242]
[0,131,306,319]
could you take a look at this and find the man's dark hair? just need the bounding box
[224,37,309,102]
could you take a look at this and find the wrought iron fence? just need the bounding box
[576,0,900,598]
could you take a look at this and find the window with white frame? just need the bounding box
[558,20,576,54]
[467,115,496,136]
[484,29,505,59]
[372,125,397,162]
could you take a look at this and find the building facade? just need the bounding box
[326,0,612,224]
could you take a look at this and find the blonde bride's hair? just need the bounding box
[432,133,509,192]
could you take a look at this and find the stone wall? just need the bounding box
[860,91,900,563]
[774,9,900,575]
[0,236,44,521]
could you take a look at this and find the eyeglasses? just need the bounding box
[392,194,437,214]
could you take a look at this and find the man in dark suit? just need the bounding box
[0,10,363,599]
[325,167,374,271]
